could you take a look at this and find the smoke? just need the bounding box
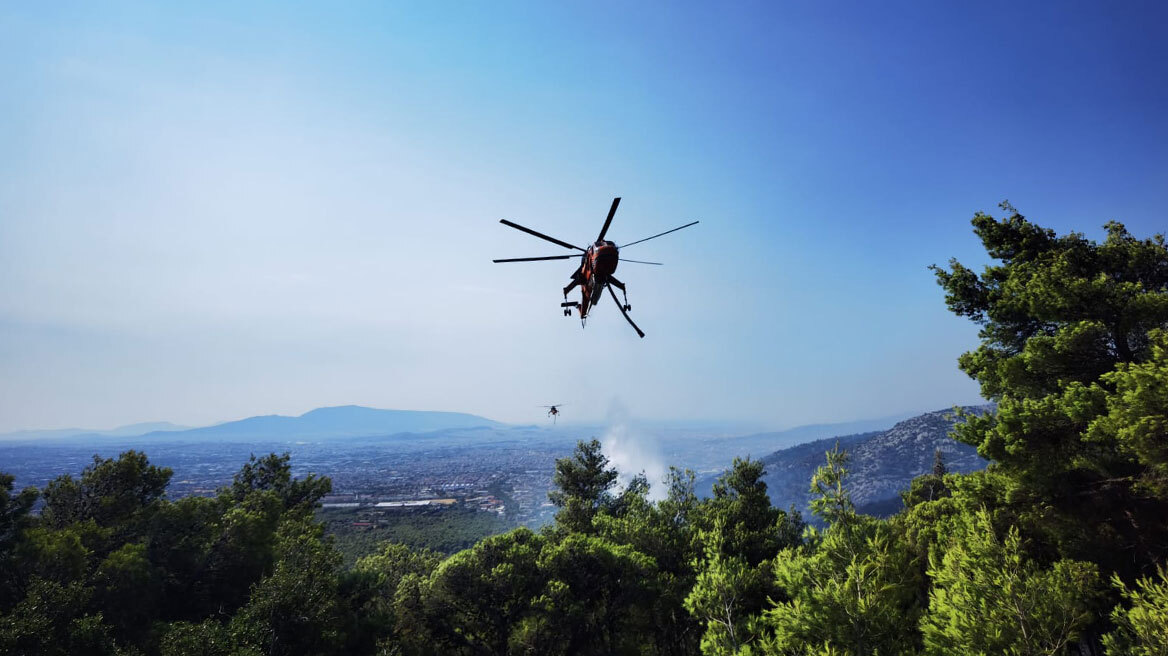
[601,400,668,502]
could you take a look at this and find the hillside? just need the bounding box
[662,412,916,474]
[756,405,992,516]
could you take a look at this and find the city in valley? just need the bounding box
[0,426,583,533]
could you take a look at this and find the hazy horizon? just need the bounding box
[2,400,931,437]
[3,2,1165,433]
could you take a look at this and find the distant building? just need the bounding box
[373,498,457,509]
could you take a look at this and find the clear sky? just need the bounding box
[2,1,1166,432]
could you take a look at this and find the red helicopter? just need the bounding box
[493,197,698,338]
[541,404,564,423]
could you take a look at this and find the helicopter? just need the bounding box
[493,197,698,338]
[541,404,564,423]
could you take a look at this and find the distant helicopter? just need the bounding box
[493,197,698,338]
[541,404,564,423]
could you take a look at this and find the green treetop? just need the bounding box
[931,206,1168,576]
[548,439,619,533]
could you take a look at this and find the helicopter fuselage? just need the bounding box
[576,241,619,318]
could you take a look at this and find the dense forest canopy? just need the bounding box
[2,207,1166,654]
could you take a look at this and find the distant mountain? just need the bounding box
[0,406,504,444]
[0,421,189,442]
[699,405,993,518]
[103,422,190,436]
[134,406,504,442]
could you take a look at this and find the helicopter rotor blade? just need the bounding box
[620,220,699,249]
[493,255,577,263]
[596,197,621,242]
[499,219,585,251]
[608,284,645,338]
[621,258,663,265]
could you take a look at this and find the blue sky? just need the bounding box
[2,1,1166,432]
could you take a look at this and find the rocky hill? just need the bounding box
[758,405,992,517]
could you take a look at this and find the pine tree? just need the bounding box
[548,439,619,533]
[931,207,1168,576]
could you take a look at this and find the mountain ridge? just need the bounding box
[0,421,190,442]
[756,405,993,517]
[0,406,503,443]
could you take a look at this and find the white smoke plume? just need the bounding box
[601,400,668,502]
